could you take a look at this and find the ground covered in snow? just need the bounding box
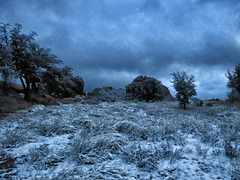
[0,101,240,179]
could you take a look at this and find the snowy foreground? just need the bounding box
[0,101,240,179]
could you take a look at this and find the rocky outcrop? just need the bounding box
[126,76,175,102]
[159,84,176,101]
[82,87,126,104]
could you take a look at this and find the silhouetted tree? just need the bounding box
[27,43,62,93]
[0,23,84,99]
[0,23,63,98]
[42,66,84,98]
[171,71,197,110]
[0,44,12,86]
[226,64,240,93]
[0,23,14,86]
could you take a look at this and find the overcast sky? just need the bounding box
[1,0,240,99]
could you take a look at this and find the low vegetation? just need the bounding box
[1,21,240,179]
[0,101,239,179]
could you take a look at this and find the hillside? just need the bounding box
[0,82,68,116]
[0,100,239,179]
[0,82,31,115]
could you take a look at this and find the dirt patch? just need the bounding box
[0,82,84,116]
[0,83,32,115]
[0,153,16,178]
[0,95,32,114]
[57,97,82,104]
[0,82,58,116]
[28,93,59,106]
[209,100,240,107]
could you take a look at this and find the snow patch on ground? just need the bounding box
[0,101,240,179]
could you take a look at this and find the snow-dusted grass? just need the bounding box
[0,101,240,179]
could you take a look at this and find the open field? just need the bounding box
[0,101,240,179]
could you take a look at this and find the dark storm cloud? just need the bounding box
[198,0,240,5]
[184,34,240,67]
[1,0,240,99]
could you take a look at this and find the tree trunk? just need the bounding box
[19,76,30,100]
[31,82,38,93]
[19,76,26,91]
[3,75,8,87]
[25,77,31,100]
[183,103,186,110]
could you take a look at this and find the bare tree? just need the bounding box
[171,71,197,110]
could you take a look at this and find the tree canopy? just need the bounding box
[171,71,197,109]
[0,23,84,99]
[226,64,240,93]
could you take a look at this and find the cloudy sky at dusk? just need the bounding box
[1,0,240,99]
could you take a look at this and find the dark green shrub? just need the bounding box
[42,67,84,98]
[126,75,166,101]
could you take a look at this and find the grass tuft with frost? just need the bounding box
[0,101,239,179]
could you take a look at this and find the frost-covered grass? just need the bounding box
[0,101,240,179]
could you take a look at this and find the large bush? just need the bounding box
[126,75,166,101]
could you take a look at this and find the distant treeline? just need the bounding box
[0,23,84,99]
[1,23,240,106]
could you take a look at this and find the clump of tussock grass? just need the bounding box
[122,142,184,171]
[200,129,220,145]
[224,141,240,159]
[28,144,64,171]
[221,125,240,142]
[53,166,84,179]
[122,143,158,171]
[230,161,240,180]
[33,119,75,137]
[71,132,128,164]
[115,121,147,140]
[160,122,186,146]
[28,144,50,170]
[74,119,96,132]
[1,128,26,148]
[194,144,209,159]
[143,125,165,142]
[91,118,119,135]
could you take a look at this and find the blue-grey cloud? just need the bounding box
[0,0,240,99]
